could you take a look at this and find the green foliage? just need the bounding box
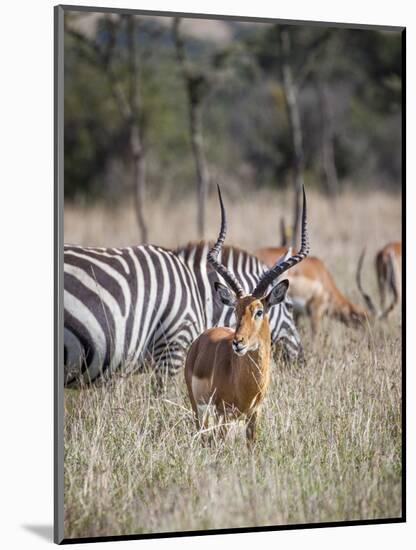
[64,31,126,200]
[64,14,402,202]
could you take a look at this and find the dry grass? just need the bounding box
[65,187,401,303]
[63,187,402,539]
[64,187,401,251]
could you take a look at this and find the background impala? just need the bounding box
[255,246,368,336]
[356,241,402,320]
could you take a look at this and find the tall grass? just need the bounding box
[63,188,402,538]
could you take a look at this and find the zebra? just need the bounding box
[175,242,303,362]
[64,240,302,388]
[64,190,304,387]
[64,244,205,387]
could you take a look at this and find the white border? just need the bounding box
[0,1,412,548]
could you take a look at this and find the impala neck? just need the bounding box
[233,320,271,383]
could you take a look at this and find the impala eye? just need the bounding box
[255,309,263,319]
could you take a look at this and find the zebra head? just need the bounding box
[268,293,304,362]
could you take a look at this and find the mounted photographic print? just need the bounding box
[54,4,405,544]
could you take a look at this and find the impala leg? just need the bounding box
[380,279,399,319]
[218,422,229,441]
[395,267,402,305]
[376,255,387,310]
[246,410,258,448]
[190,400,202,432]
[307,298,324,338]
[378,272,387,311]
[194,403,216,447]
[217,405,231,442]
[187,388,210,432]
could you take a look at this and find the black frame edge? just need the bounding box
[401,26,406,523]
[60,517,405,545]
[54,4,65,545]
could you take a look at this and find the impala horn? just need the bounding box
[207,185,245,298]
[252,186,310,298]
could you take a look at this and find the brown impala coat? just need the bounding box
[185,296,273,441]
[256,246,367,336]
[184,184,309,445]
[375,241,402,317]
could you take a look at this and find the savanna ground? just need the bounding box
[63,187,402,538]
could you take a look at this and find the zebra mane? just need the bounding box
[175,241,261,263]
[175,241,275,283]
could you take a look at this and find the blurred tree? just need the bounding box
[63,15,402,209]
[66,13,149,243]
[277,26,305,247]
[125,15,148,243]
[309,30,341,200]
[254,24,332,243]
[173,17,211,239]
[317,80,339,198]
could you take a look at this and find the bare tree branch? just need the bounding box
[66,15,149,242]
[278,26,305,248]
[173,17,211,239]
[125,15,148,244]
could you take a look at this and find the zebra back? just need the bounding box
[64,244,205,386]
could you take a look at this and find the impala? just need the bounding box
[255,247,367,336]
[376,242,402,317]
[185,186,309,445]
[356,241,402,319]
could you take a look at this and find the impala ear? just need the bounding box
[263,279,289,311]
[214,281,236,307]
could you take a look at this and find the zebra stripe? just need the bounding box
[175,242,303,361]
[64,240,302,388]
[64,244,205,387]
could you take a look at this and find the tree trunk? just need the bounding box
[188,101,209,239]
[66,16,149,242]
[130,124,148,244]
[126,15,148,243]
[173,18,210,239]
[279,27,305,248]
[317,81,339,200]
